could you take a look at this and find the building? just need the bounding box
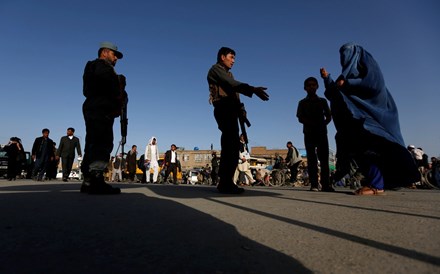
[175,146,308,171]
[177,148,219,171]
[250,146,308,165]
[251,146,336,170]
[135,146,335,172]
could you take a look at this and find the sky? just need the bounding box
[1,0,439,158]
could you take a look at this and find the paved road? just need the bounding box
[0,179,439,274]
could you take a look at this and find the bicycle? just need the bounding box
[419,168,439,189]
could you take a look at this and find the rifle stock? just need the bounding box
[120,91,128,155]
[116,74,128,157]
[238,103,251,151]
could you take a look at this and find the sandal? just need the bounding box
[353,186,385,195]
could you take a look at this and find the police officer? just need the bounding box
[207,47,269,194]
[80,41,125,194]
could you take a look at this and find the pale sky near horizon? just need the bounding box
[1,0,439,158]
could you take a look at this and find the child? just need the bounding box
[297,77,333,192]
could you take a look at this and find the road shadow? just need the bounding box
[143,183,440,268]
[144,184,284,199]
[0,183,311,274]
[273,195,440,220]
[204,197,440,268]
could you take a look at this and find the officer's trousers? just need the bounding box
[82,111,114,176]
[213,101,240,187]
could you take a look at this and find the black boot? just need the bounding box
[80,176,91,193]
[217,181,244,194]
[86,171,121,195]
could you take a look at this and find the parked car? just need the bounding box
[0,147,8,178]
[185,168,211,185]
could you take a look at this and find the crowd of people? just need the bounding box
[2,127,82,182]
[2,42,438,196]
[207,43,436,195]
[3,133,438,191]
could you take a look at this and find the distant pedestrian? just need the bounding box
[46,142,59,180]
[273,153,284,170]
[210,151,220,185]
[56,127,82,182]
[285,141,302,185]
[106,156,114,181]
[4,137,25,181]
[126,145,138,182]
[31,128,55,181]
[407,145,424,169]
[252,168,265,186]
[430,157,440,187]
[163,144,179,184]
[145,137,160,184]
[233,134,255,186]
[112,154,123,182]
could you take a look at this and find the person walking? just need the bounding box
[233,134,255,186]
[145,136,160,184]
[210,151,220,186]
[106,156,114,181]
[56,127,82,182]
[31,128,55,181]
[126,145,138,183]
[81,41,125,194]
[111,154,123,182]
[207,46,269,194]
[163,144,179,185]
[4,137,25,180]
[285,141,302,185]
[46,142,59,180]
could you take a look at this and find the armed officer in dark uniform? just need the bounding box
[81,41,125,194]
[207,47,269,194]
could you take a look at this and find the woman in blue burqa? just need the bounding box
[320,43,419,195]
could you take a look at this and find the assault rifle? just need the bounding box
[115,74,128,157]
[238,103,251,152]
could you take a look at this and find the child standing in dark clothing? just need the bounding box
[297,77,334,192]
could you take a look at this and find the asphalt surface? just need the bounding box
[0,179,439,274]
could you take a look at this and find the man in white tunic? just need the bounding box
[145,136,160,183]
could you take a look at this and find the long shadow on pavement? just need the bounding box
[204,196,440,268]
[0,183,311,274]
[147,185,440,267]
[274,193,440,220]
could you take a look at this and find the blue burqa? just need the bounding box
[324,43,419,188]
[338,43,404,146]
